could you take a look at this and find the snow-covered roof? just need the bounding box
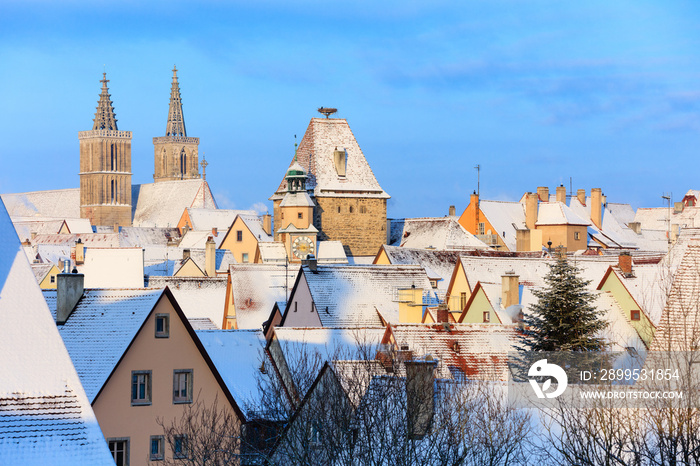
[148,276,227,328]
[82,247,144,288]
[196,329,267,417]
[43,288,164,402]
[633,207,668,232]
[257,242,288,264]
[119,227,180,247]
[11,219,66,242]
[186,208,256,231]
[0,199,114,464]
[32,232,120,247]
[536,202,591,226]
[379,245,465,294]
[36,244,71,266]
[316,241,348,264]
[179,230,226,249]
[173,248,234,275]
[272,327,386,367]
[239,213,274,243]
[388,323,519,381]
[271,118,389,200]
[1,188,81,219]
[390,217,488,250]
[568,198,640,249]
[650,244,700,351]
[478,200,527,252]
[279,191,315,207]
[607,202,636,226]
[298,265,435,327]
[132,179,217,227]
[30,262,54,283]
[595,290,647,351]
[458,255,616,293]
[229,264,299,329]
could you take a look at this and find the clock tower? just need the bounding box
[276,146,317,262]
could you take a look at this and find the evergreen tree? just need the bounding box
[520,255,608,352]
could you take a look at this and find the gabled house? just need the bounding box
[176,207,259,235]
[44,282,245,466]
[280,264,436,328]
[31,261,61,289]
[220,213,274,264]
[0,200,114,465]
[387,217,488,251]
[148,276,228,330]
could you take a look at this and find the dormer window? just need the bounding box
[333,148,347,177]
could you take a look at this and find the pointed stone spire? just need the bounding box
[165,66,187,137]
[92,73,118,131]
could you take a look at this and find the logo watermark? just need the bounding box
[508,351,699,409]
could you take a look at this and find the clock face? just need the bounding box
[292,236,315,259]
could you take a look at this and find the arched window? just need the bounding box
[111,179,115,204]
[180,149,186,177]
[110,144,115,171]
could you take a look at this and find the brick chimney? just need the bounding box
[263,214,272,236]
[436,303,449,323]
[618,252,632,276]
[591,188,603,230]
[501,271,520,308]
[525,192,538,230]
[537,186,549,202]
[470,192,479,233]
[183,248,191,260]
[56,267,84,325]
[577,189,586,206]
[556,185,566,204]
[449,205,456,216]
[406,359,438,440]
[205,236,216,277]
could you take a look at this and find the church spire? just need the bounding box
[92,73,118,131]
[165,65,187,137]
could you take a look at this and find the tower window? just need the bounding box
[337,206,341,213]
[111,179,115,204]
[349,206,354,213]
[360,206,367,214]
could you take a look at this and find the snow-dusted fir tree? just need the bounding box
[520,255,607,351]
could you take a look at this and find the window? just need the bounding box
[150,436,164,461]
[294,302,298,312]
[173,370,193,404]
[281,212,285,219]
[430,279,438,289]
[349,206,354,213]
[337,206,341,213]
[174,435,188,459]
[155,314,169,338]
[236,230,243,242]
[297,212,303,219]
[242,253,249,263]
[108,438,129,466]
[574,232,580,240]
[483,311,490,323]
[478,222,485,235]
[631,310,641,321]
[360,205,367,214]
[50,275,55,283]
[131,371,151,405]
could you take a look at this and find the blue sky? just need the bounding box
[1,1,699,218]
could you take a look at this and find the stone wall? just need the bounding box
[314,197,387,256]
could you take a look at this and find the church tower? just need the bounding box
[79,73,132,228]
[153,66,200,182]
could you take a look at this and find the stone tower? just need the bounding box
[270,113,389,256]
[79,73,132,228]
[153,66,200,182]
